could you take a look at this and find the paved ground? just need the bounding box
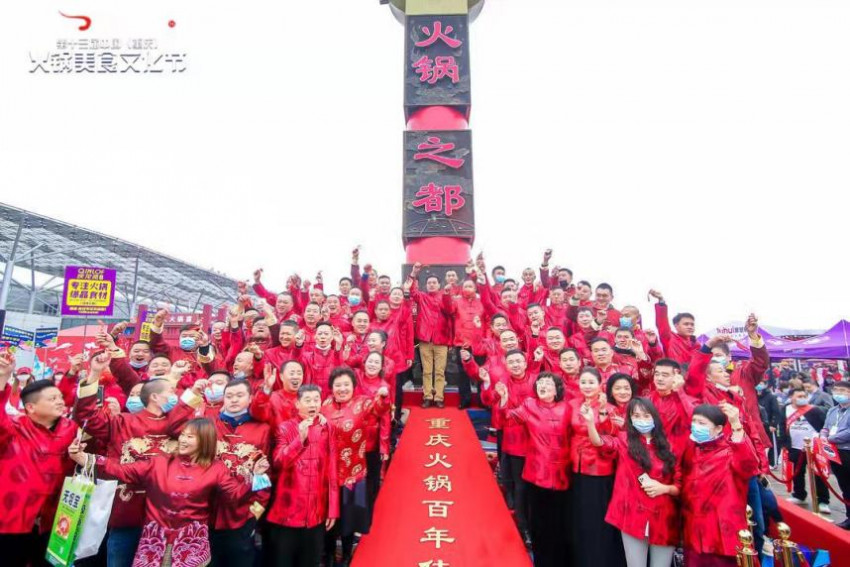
[766,475,847,526]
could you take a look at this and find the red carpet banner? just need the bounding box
[353,408,531,567]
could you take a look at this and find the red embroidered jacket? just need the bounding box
[502,398,572,490]
[567,397,618,476]
[321,394,390,487]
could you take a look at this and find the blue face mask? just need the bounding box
[160,393,179,413]
[179,337,197,351]
[126,396,144,414]
[348,296,361,306]
[834,394,849,404]
[619,317,633,329]
[204,384,225,403]
[252,473,272,492]
[494,275,506,284]
[233,370,246,380]
[755,383,766,392]
[632,418,655,434]
[691,423,715,444]
[129,360,148,369]
[794,398,808,407]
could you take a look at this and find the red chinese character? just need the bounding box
[412,184,465,217]
[415,21,463,49]
[412,56,460,85]
[414,137,465,169]
[412,183,444,213]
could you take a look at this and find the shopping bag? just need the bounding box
[74,478,117,559]
[45,460,95,567]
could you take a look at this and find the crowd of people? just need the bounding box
[1,247,848,567]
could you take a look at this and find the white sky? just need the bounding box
[1,1,849,332]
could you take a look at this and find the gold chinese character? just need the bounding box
[419,561,450,567]
[422,500,454,518]
[419,527,456,549]
[424,453,452,469]
[426,418,451,429]
[425,434,452,448]
[424,475,453,492]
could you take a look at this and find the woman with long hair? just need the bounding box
[68,418,270,567]
[568,367,625,567]
[606,373,637,429]
[495,372,571,567]
[586,398,681,567]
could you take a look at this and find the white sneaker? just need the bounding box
[787,496,806,505]
[818,503,832,514]
[762,540,774,556]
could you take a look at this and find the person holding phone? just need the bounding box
[586,398,681,567]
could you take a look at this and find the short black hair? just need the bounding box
[672,312,695,325]
[546,326,565,335]
[368,329,388,344]
[304,302,321,310]
[558,268,573,278]
[711,342,731,356]
[208,370,232,381]
[492,265,506,274]
[833,380,850,390]
[580,366,602,383]
[505,349,526,359]
[614,327,635,337]
[536,372,565,402]
[788,387,807,397]
[131,340,151,349]
[298,384,321,399]
[281,320,300,331]
[654,358,682,373]
[378,274,392,281]
[224,378,252,394]
[281,360,305,373]
[558,347,580,359]
[693,404,727,427]
[329,366,357,389]
[577,280,592,288]
[596,283,613,294]
[150,354,171,365]
[491,314,508,324]
[316,321,333,331]
[20,380,58,406]
[527,302,542,311]
[339,277,353,285]
[589,337,611,348]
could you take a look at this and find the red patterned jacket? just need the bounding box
[680,435,758,557]
[321,394,390,487]
[74,381,198,528]
[480,371,538,457]
[354,372,391,456]
[655,303,699,365]
[212,415,271,530]
[0,385,77,534]
[502,398,572,490]
[250,388,298,431]
[567,397,619,476]
[268,417,339,528]
[647,389,697,457]
[603,432,682,546]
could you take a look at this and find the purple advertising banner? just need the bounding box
[60,265,116,317]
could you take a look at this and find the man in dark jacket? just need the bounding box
[756,379,781,467]
[784,388,830,513]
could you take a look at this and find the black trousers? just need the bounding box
[394,368,413,421]
[833,449,850,517]
[527,484,568,567]
[366,450,382,516]
[267,523,324,567]
[500,454,528,532]
[0,528,50,567]
[789,448,830,504]
[569,473,626,567]
[211,519,257,567]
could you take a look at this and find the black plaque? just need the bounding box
[403,129,474,243]
[404,14,471,118]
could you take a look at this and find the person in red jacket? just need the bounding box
[267,384,338,567]
[251,361,305,430]
[647,359,697,456]
[567,367,625,567]
[648,289,698,365]
[405,263,451,408]
[681,403,758,566]
[479,349,538,545]
[0,351,78,567]
[554,347,583,399]
[210,379,271,567]
[444,277,487,409]
[354,351,392,511]
[588,397,681,567]
[494,372,572,567]
[321,367,390,566]
[605,373,637,429]
[69,417,271,567]
[73,352,200,567]
[299,322,344,399]
[589,337,641,384]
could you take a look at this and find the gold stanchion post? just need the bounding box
[803,438,819,516]
[736,530,759,567]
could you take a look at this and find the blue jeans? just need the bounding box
[107,527,142,567]
[747,477,766,558]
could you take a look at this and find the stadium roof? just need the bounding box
[0,202,238,318]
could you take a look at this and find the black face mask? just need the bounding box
[559,281,570,289]
[613,346,634,357]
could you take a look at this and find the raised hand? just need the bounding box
[88,351,111,378]
[543,248,553,264]
[253,457,270,476]
[644,329,658,345]
[67,438,89,466]
[68,353,84,375]
[533,346,544,362]
[579,403,595,423]
[459,349,472,362]
[152,308,169,328]
[707,333,733,348]
[298,418,313,442]
[111,321,129,336]
[191,378,209,395]
[377,386,389,398]
[0,351,14,385]
[253,269,263,284]
[647,289,664,302]
[745,313,759,337]
[264,364,277,391]
[478,367,490,384]
[172,359,192,375]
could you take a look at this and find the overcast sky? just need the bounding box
[1,1,849,332]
